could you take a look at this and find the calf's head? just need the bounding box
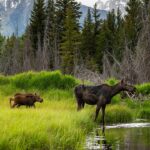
[34,93,43,103]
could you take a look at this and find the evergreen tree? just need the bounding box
[96,10,116,71]
[61,5,80,74]
[96,21,108,72]
[81,9,94,60]
[29,0,46,55]
[92,3,101,62]
[113,8,125,61]
[44,0,56,69]
[124,0,142,51]
[55,0,81,45]
[55,0,81,71]
[93,3,101,36]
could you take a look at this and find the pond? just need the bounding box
[85,123,150,150]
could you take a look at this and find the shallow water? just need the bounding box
[85,123,150,150]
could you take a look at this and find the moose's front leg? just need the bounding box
[95,96,104,121]
[95,105,101,121]
[102,105,106,133]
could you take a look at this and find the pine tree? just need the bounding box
[93,3,101,36]
[113,8,125,61]
[43,0,56,69]
[55,0,81,30]
[81,8,94,59]
[92,3,101,62]
[96,21,108,72]
[55,0,81,47]
[96,10,116,71]
[29,0,46,56]
[124,0,142,51]
[61,5,80,74]
[55,0,81,71]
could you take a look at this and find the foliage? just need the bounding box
[105,105,133,123]
[61,5,80,74]
[0,101,95,150]
[136,81,150,95]
[124,0,142,51]
[138,108,150,120]
[29,0,46,53]
[105,78,118,85]
[0,72,149,149]
[10,71,78,90]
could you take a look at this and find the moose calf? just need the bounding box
[10,93,43,108]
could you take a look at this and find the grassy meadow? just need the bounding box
[0,71,149,150]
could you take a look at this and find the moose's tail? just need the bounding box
[9,98,14,108]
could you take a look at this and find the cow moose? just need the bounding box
[10,93,43,108]
[74,79,136,130]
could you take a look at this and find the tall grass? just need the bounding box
[10,71,78,90]
[136,83,150,95]
[0,71,149,149]
[94,104,133,125]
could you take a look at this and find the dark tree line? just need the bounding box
[0,0,150,83]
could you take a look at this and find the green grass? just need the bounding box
[0,99,95,150]
[0,71,149,150]
[136,83,150,95]
[105,105,133,124]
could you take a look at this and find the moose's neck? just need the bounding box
[111,84,123,98]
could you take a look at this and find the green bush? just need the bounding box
[10,71,78,90]
[136,83,150,95]
[0,75,10,85]
[105,78,118,86]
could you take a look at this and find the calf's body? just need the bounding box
[10,93,43,108]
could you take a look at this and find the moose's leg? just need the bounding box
[102,105,106,133]
[77,98,83,111]
[33,104,36,108]
[16,104,21,108]
[11,103,17,108]
[82,101,85,108]
[95,105,101,121]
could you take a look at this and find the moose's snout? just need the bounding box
[40,99,43,103]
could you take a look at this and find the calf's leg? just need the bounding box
[11,103,17,108]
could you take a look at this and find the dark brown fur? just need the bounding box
[74,79,136,129]
[10,93,43,108]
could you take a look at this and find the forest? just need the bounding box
[0,0,149,84]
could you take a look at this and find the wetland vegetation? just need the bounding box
[0,71,149,150]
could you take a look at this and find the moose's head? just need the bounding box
[119,79,136,94]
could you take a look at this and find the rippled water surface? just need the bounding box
[85,123,150,150]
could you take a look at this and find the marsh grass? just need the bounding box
[0,71,149,149]
[0,100,95,150]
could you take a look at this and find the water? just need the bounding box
[85,123,150,150]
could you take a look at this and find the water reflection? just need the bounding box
[85,123,150,150]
